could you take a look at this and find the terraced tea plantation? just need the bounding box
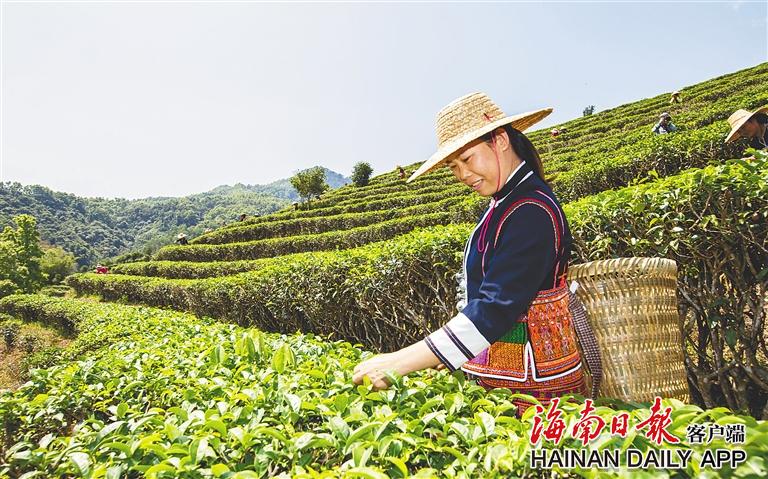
[1,63,767,477]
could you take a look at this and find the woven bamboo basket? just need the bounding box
[567,257,689,403]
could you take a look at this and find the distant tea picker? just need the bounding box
[353,92,598,415]
[725,106,768,151]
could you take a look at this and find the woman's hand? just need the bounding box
[352,352,403,390]
[352,341,443,390]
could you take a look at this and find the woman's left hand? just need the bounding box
[352,352,403,390]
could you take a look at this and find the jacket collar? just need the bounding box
[492,160,533,202]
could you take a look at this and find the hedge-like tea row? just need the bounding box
[192,195,479,246]
[155,212,455,262]
[155,205,481,263]
[214,187,471,233]
[219,173,459,231]
[312,173,454,206]
[297,181,458,215]
[4,295,764,478]
[70,224,470,350]
[551,122,745,201]
[112,258,270,279]
[310,165,451,204]
[545,87,768,201]
[543,79,768,162]
[541,70,768,156]
[119,197,480,278]
[528,63,768,153]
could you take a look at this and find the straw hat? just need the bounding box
[407,92,552,183]
[725,107,768,143]
[176,233,187,239]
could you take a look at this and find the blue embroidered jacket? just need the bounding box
[425,161,573,370]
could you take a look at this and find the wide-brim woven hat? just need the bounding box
[407,92,552,183]
[725,107,768,143]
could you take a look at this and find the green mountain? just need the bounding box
[0,167,350,268]
[209,167,350,200]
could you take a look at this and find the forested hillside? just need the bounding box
[0,167,349,267]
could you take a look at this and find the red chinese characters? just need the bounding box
[635,397,680,445]
[610,412,630,437]
[530,396,680,447]
[531,398,567,445]
[571,399,606,446]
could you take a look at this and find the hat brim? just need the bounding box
[407,108,553,183]
[726,106,768,143]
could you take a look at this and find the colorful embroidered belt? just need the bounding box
[461,284,587,412]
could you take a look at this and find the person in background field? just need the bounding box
[670,91,682,104]
[397,165,406,179]
[725,107,768,151]
[652,112,677,135]
[550,127,567,138]
[353,92,595,416]
[94,264,109,274]
[175,233,188,245]
[239,213,247,222]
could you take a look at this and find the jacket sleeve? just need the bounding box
[424,203,558,371]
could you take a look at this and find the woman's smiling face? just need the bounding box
[447,130,519,197]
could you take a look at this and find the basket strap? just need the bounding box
[568,284,602,399]
[533,189,570,288]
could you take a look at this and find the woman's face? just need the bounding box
[739,118,761,138]
[447,132,517,197]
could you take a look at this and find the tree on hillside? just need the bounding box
[290,167,329,202]
[40,246,77,284]
[351,162,374,187]
[0,241,20,297]
[0,214,43,293]
[583,105,595,116]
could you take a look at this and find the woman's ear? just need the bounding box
[495,128,511,152]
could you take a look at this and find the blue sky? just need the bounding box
[2,1,766,199]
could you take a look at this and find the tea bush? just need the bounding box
[1,296,766,478]
[112,259,270,280]
[191,196,478,246]
[154,212,468,263]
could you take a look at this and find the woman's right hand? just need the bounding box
[352,352,402,390]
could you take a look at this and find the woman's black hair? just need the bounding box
[480,124,549,186]
[754,112,768,124]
